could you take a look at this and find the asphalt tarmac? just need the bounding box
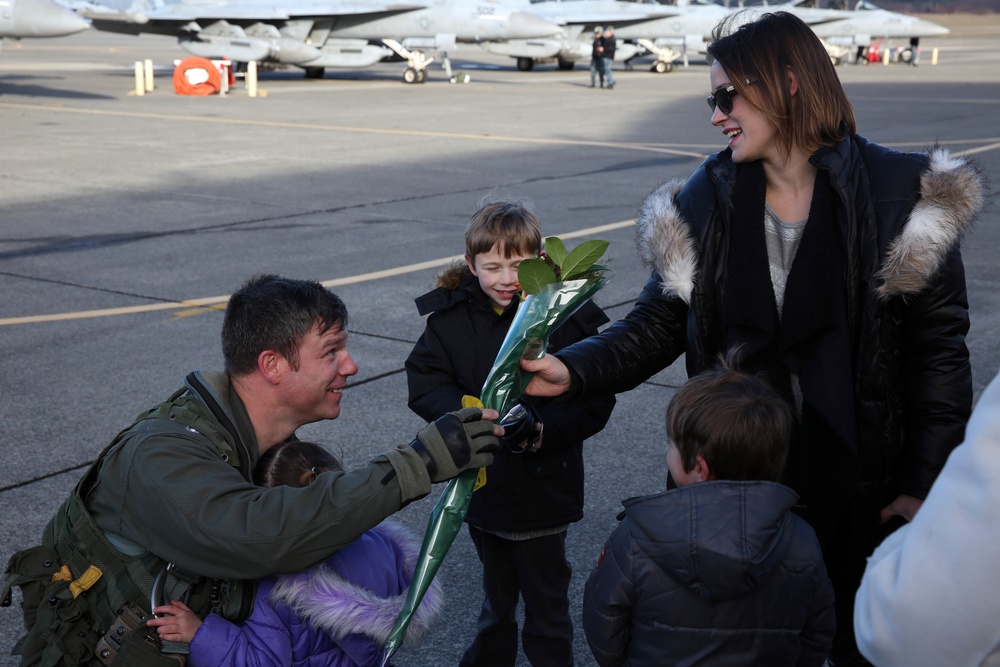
[1,21,998,666]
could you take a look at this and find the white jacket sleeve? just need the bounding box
[854,370,1000,667]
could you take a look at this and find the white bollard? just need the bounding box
[932,47,939,65]
[134,61,145,96]
[144,59,154,92]
[882,48,890,66]
[248,61,258,98]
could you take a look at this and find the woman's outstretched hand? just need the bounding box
[521,356,572,397]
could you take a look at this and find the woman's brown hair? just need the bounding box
[708,10,856,161]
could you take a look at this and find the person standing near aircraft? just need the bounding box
[521,10,986,667]
[601,26,616,89]
[590,26,605,88]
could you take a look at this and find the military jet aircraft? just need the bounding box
[485,0,948,73]
[484,0,725,73]
[80,0,560,82]
[0,0,88,38]
[774,0,949,63]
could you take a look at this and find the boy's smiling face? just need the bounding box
[467,243,533,311]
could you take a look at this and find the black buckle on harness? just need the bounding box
[93,602,148,666]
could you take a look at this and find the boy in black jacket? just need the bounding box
[406,200,615,666]
[582,357,835,667]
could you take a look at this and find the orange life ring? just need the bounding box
[173,57,222,95]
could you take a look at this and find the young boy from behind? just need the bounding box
[582,357,835,667]
[405,199,616,666]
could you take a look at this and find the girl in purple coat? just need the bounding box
[147,440,443,667]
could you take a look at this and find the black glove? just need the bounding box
[408,407,500,482]
[498,401,542,452]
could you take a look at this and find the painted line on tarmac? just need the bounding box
[0,102,706,158]
[0,220,636,327]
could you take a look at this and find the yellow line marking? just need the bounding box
[1,220,636,327]
[0,102,706,158]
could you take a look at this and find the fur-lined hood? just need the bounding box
[268,520,443,647]
[636,148,987,304]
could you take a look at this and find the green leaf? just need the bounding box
[517,258,558,294]
[562,240,610,280]
[543,236,566,268]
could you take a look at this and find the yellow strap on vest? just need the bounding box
[462,395,489,492]
[69,566,103,599]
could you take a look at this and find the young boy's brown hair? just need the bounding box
[464,199,542,260]
[667,354,793,483]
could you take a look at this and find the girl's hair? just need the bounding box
[465,199,542,260]
[254,440,344,489]
[707,10,856,161]
[666,351,792,482]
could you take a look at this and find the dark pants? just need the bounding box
[459,526,574,667]
[797,481,901,667]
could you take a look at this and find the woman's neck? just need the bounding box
[762,149,817,223]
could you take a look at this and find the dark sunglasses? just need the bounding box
[707,84,739,114]
[706,77,755,114]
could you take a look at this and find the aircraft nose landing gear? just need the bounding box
[384,38,435,84]
[403,67,426,84]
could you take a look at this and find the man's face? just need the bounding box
[282,321,358,424]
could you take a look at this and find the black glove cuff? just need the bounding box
[435,412,472,468]
[409,438,438,479]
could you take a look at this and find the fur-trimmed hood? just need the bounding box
[636,147,987,304]
[268,520,443,647]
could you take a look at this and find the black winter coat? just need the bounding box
[558,137,985,510]
[583,482,835,667]
[406,270,616,532]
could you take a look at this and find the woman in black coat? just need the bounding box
[522,11,986,666]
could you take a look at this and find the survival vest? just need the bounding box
[3,374,255,666]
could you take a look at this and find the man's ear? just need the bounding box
[258,350,284,385]
[693,455,714,482]
[465,254,477,275]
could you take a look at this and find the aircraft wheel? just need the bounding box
[303,67,325,79]
[403,67,419,84]
[516,57,534,72]
[899,48,913,63]
[652,61,673,74]
[416,69,427,83]
[557,58,575,71]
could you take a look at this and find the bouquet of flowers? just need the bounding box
[380,237,611,666]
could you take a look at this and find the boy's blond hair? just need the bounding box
[465,200,542,260]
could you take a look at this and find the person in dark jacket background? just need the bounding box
[406,199,615,666]
[583,357,834,666]
[601,26,616,89]
[590,26,605,88]
[523,11,986,666]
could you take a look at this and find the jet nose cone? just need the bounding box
[911,17,949,36]
[11,0,89,37]
[506,11,560,39]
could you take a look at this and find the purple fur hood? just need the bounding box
[189,520,444,667]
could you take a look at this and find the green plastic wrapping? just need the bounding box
[380,275,609,666]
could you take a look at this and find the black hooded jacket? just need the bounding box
[583,481,835,666]
[406,268,616,532]
[557,137,985,508]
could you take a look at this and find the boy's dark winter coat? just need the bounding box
[406,269,615,532]
[583,481,835,667]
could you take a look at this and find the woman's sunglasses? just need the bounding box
[706,84,739,114]
[706,78,755,114]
